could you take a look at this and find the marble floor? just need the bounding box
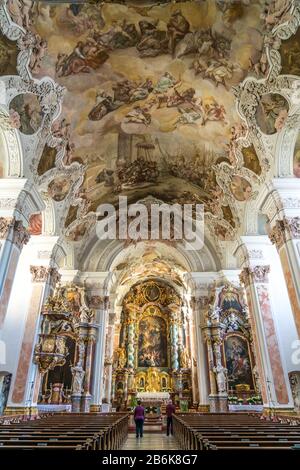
[122,433,179,450]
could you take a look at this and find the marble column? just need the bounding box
[170,315,179,371]
[194,297,210,410]
[81,328,97,412]
[240,265,291,409]
[90,306,106,411]
[0,218,30,327]
[204,332,217,396]
[0,179,44,327]
[269,217,300,336]
[187,304,199,404]
[127,319,135,370]
[262,179,300,336]
[2,234,62,414]
[103,323,113,403]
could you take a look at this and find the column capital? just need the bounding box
[0,216,14,239]
[12,220,30,249]
[0,218,31,248]
[30,265,50,283]
[49,267,61,287]
[88,295,109,309]
[239,265,270,287]
[269,216,300,250]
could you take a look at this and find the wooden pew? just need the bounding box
[173,413,300,451]
[0,412,129,451]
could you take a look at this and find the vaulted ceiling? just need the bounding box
[1,0,299,252]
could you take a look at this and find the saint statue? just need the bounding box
[117,347,126,368]
[213,364,228,394]
[180,348,191,369]
[71,364,85,394]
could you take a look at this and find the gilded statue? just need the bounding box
[117,347,126,368]
[180,348,191,369]
[145,368,161,392]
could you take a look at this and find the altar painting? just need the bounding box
[224,335,254,389]
[138,316,167,368]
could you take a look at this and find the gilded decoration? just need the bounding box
[112,280,191,407]
[203,284,259,402]
[34,283,96,375]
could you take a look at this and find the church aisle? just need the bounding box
[122,433,179,450]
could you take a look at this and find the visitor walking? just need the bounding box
[166,400,176,436]
[134,400,145,438]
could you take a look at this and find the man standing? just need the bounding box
[134,400,145,438]
[166,400,176,436]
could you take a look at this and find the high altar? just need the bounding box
[111,281,193,408]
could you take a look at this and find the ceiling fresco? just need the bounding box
[294,130,300,178]
[1,0,298,245]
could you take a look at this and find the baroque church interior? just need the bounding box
[0,0,300,453]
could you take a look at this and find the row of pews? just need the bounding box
[0,412,129,450]
[173,413,300,450]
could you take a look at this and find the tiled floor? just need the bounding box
[122,433,179,450]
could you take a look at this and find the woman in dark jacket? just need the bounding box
[134,400,145,438]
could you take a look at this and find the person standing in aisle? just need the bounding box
[134,400,145,438]
[166,399,176,436]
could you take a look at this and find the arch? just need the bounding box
[0,106,23,177]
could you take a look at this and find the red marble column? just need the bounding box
[11,267,51,406]
[269,217,300,337]
[0,218,30,327]
[240,266,289,406]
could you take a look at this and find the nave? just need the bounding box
[0,412,300,451]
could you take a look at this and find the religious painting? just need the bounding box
[0,32,18,76]
[242,145,262,176]
[229,175,252,202]
[15,0,266,237]
[280,28,300,77]
[37,144,57,176]
[9,93,43,135]
[255,93,289,135]
[138,315,167,367]
[144,283,160,302]
[48,177,71,202]
[293,132,300,178]
[28,213,42,236]
[224,334,254,390]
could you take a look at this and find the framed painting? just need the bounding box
[224,334,254,390]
